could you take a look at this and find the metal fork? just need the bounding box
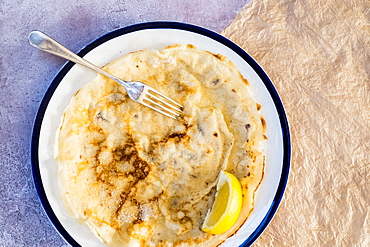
[28,31,183,119]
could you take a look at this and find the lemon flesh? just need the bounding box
[201,171,243,235]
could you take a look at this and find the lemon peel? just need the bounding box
[201,170,243,235]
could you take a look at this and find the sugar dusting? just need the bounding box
[139,203,154,221]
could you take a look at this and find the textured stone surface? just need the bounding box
[0,0,248,246]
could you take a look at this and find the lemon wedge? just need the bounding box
[201,170,243,235]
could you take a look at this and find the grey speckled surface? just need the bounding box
[0,0,248,246]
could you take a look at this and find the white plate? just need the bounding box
[31,22,290,247]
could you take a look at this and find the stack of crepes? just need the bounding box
[56,44,265,246]
[222,0,369,246]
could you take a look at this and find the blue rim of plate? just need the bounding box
[31,21,291,247]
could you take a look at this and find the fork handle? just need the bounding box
[28,31,130,88]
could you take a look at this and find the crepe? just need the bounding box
[55,44,265,246]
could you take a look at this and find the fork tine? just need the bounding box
[137,86,183,119]
[145,95,183,114]
[146,88,183,112]
[140,100,178,119]
[143,96,181,117]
